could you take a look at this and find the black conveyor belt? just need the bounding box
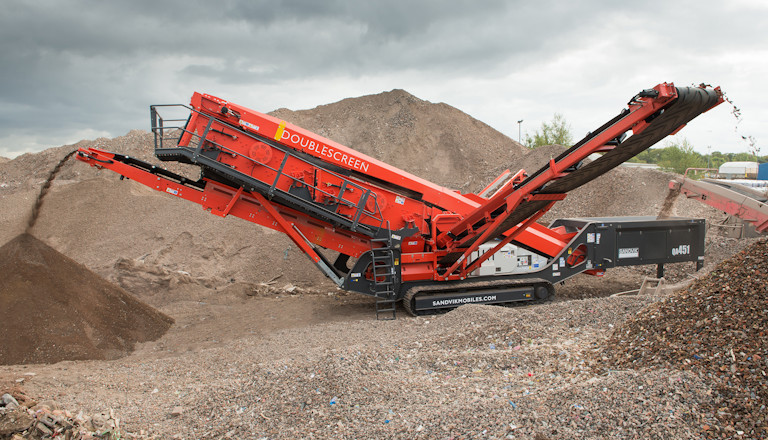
[441,86,721,264]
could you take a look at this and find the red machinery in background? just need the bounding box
[670,175,768,233]
[76,83,723,318]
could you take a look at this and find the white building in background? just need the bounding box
[719,161,759,179]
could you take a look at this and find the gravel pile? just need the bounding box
[0,234,173,365]
[600,239,768,439]
[270,89,528,193]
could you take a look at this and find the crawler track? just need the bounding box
[402,278,554,316]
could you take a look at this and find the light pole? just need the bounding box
[517,119,523,143]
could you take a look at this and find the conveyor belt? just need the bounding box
[441,86,721,264]
[701,178,768,203]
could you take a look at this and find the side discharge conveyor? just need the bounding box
[669,177,768,233]
[75,83,723,318]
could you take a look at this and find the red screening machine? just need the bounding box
[76,83,723,318]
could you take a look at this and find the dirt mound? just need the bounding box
[270,89,528,191]
[0,234,173,365]
[600,239,768,436]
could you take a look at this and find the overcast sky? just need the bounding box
[1,0,765,159]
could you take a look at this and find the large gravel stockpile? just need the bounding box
[271,89,528,192]
[0,234,173,365]
[601,239,768,439]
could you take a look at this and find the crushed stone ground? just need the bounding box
[601,239,768,439]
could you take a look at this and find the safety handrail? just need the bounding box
[150,105,385,232]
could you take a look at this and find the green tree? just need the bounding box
[523,113,573,149]
[630,148,664,164]
[732,152,758,162]
[709,151,728,169]
[657,139,706,174]
[626,146,766,169]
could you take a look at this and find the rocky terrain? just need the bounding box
[0,89,762,439]
[601,239,768,438]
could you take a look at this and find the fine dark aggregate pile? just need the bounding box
[0,233,173,365]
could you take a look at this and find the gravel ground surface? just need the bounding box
[601,239,768,439]
[0,290,737,439]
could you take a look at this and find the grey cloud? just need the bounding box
[0,0,764,157]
